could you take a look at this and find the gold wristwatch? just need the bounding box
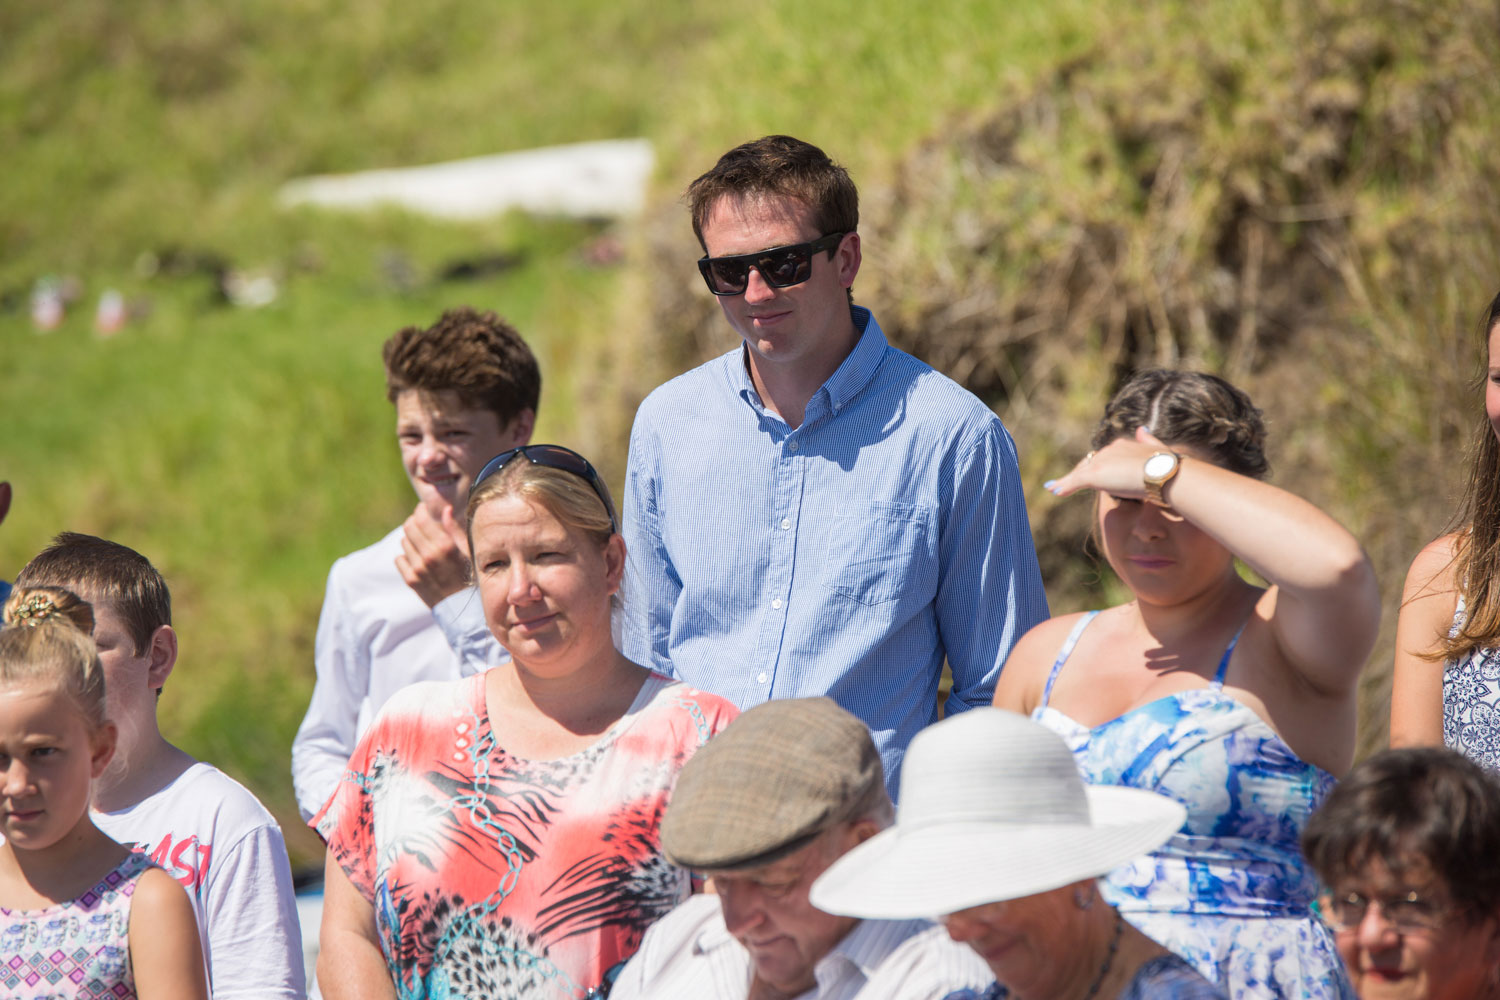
[1142,450,1181,507]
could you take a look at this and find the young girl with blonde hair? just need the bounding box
[0,587,207,1000]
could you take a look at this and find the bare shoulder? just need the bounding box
[129,866,208,1000]
[1403,532,1462,599]
[1394,532,1462,658]
[994,612,1093,713]
[130,866,194,915]
[1395,532,1463,667]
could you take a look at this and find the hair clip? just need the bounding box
[7,593,59,628]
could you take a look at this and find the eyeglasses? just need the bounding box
[1323,889,1449,933]
[471,445,618,534]
[696,233,846,296]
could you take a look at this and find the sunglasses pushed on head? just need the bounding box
[472,445,618,534]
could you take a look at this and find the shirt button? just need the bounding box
[772,598,783,610]
[788,440,799,453]
[780,518,791,530]
[757,672,768,684]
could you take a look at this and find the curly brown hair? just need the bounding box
[382,307,540,428]
[1091,368,1270,479]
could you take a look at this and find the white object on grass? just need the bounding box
[277,139,655,221]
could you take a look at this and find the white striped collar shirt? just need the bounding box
[610,895,993,1000]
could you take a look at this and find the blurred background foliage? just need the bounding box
[3,0,1497,864]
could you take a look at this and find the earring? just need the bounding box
[1073,886,1095,910]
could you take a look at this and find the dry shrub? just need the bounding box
[862,0,1500,753]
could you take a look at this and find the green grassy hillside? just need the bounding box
[4,0,1496,864]
[2,0,1099,862]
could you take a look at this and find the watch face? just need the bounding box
[1144,452,1177,479]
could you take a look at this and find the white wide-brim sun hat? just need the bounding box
[809,708,1187,920]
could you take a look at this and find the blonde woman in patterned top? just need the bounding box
[0,587,206,1000]
[316,447,738,1000]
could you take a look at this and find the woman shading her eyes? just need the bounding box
[994,369,1380,998]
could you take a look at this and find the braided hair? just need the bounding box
[1091,369,1269,480]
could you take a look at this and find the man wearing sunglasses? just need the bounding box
[622,135,1049,796]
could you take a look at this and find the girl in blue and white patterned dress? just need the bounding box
[995,369,1380,999]
[1393,290,1500,769]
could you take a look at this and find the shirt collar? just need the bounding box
[734,306,889,417]
[691,907,931,999]
[693,901,739,956]
[823,307,887,415]
[818,916,930,984]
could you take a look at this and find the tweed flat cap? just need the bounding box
[662,697,885,871]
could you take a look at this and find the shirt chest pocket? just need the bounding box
[819,501,937,606]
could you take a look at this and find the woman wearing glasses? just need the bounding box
[1303,747,1500,1000]
[994,370,1381,998]
[314,446,739,1000]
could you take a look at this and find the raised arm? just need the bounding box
[1390,533,1460,748]
[395,501,473,608]
[129,867,210,1000]
[1048,427,1380,696]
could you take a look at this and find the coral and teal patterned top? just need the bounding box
[316,671,737,1000]
[1033,611,1355,1000]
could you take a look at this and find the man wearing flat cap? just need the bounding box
[611,699,990,1000]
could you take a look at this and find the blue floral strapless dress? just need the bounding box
[1032,612,1354,1000]
[1443,597,1500,770]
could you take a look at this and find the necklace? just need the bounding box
[1079,907,1124,1000]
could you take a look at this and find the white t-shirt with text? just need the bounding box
[93,761,306,1000]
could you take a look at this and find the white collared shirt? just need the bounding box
[611,895,991,1000]
[290,527,501,821]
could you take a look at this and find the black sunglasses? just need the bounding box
[696,232,846,296]
[471,445,619,534]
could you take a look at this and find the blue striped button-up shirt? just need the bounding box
[621,308,1048,791]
